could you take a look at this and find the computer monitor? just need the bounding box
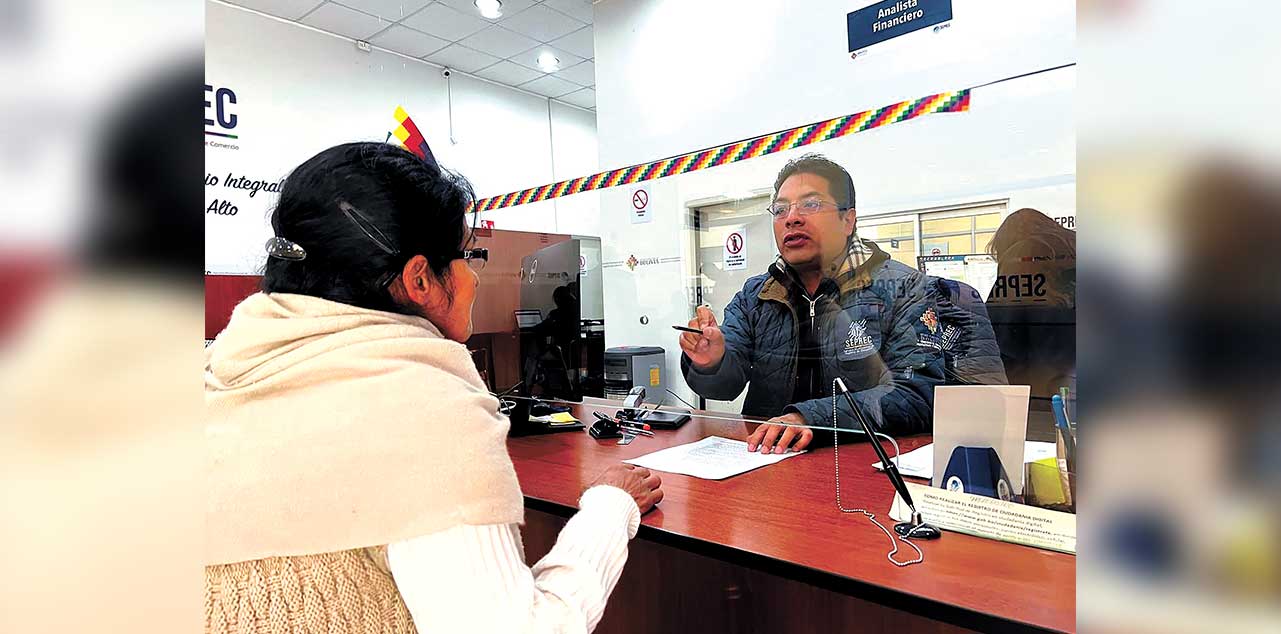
[514,309,542,329]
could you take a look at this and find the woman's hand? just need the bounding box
[589,464,664,514]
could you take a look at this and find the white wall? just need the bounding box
[203,1,598,273]
[583,0,1076,406]
[593,0,1074,168]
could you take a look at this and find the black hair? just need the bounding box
[261,142,475,314]
[772,153,856,212]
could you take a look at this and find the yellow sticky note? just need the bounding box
[548,412,578,424]
[649,366,660,387]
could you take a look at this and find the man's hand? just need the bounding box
[746,412,813,454]
[678,305,726,370]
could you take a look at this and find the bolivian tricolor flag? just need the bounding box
[392,106,437,165]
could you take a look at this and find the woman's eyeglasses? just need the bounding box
[461,247,488,272]
[374,247,489,288]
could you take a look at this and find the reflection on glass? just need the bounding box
[691,195,775,416]
[658,160,1080,452]
[922,209,1007,256]
[678,153,947,444]
[863,220,913,239]
[975,211,1003,231]
[884,240,917,268]
[466,230,609,436]
[863,220,916,267]
[985,208,1076,407]
[922,216,973,235]
[976,230,997,254]
[924,234,974,257]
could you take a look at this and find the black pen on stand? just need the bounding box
[834,378,940,539]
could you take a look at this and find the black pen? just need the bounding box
[593,411,654,437]
[672,325,702,334]
[834,378,940,539]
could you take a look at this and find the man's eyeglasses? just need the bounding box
[461,247,488,272]
[766,198,847,218]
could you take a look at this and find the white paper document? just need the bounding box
[623,436,805,480]
[873,441,1057,480]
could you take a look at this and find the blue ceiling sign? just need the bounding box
[847,0,952,52]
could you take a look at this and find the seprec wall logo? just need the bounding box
[204,83,240,150]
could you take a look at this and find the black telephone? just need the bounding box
[631,408,691,429]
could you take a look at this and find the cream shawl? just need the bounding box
[205,292,524,565]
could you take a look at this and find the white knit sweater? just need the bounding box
[389,486,640,633]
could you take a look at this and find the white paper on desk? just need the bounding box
[623,436,805,480]
[873,441,1058,480]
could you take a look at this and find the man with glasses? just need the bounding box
[678,154,944,452]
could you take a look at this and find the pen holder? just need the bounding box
[1025,429,1076,513]
[1056,427,1076,512]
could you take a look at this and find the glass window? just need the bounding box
[863,220,916,267]
[862,220,913,240]
[884,239,916,267]
[975,212,1003,231]
[922,234,972,257]
[922,216,972,236]
[920,206,1007,255]
[976,230,996,254]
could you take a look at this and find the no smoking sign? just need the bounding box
[724,227,747,270]
[630,186,652,224]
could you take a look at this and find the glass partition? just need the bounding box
[202,0,1076,509]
